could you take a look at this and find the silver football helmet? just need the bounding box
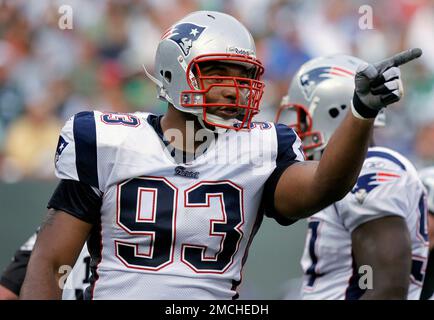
[419,167,434,214]
[145,11,265,131]
[275,54,386,159]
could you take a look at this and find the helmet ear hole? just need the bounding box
[341,104,347,110]
[329,108,340,118]
[164,71,172,83]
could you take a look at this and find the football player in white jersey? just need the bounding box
[418,167,434,300]
[0,233,38,300]
[276,54,429,300]
[20,11,421,299]
[0,232,90,300]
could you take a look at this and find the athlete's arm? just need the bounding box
[274,113,373,218]
[20,209,92,299]
[351,216,412,299]
[273,49,421,219]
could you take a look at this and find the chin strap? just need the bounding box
[142,64,173,103]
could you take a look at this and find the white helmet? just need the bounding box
[275,54,385,159]
[146,11,265,130]
[419,167,434,214]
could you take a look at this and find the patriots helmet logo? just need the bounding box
[351,172,400,204]
[55,135,68,163]
[299,66,354,101]
[162,23,206,56]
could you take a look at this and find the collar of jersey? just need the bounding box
[146,114,214,164]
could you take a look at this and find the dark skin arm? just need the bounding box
[352,216,412,300]
[275,112,374,218]
[20,209,92,299]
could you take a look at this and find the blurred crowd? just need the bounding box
[0,0,433,181]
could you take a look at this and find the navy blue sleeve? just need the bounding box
[73,111,99,189]
[47,179,102,224]
[262,124,304,226]
[0,250,31,295]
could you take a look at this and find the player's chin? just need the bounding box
[209,107,241,120]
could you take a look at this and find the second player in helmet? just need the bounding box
[418,168,434,300]
[277,54,429,300]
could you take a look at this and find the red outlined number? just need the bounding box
[114,177,244,274]
[304,219,323,291]
[101,113,140,127]
[411,255,427,287]
[115,177,178,271]
[182,181,244,273]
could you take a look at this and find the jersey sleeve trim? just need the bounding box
[348,212,401,233]
[261,124,303,226]
[275,123,305,165]
[262,164,299,226]
[73,111,99,189]
[47,179,102,224]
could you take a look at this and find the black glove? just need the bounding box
[352,48,422,119]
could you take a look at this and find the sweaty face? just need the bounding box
[196,62,253,120]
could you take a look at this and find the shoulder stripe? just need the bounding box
[366,150,406,171]
[275,124,304,166]
[73,111,99,188]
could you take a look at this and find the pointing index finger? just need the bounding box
[374,48,423,71]
[391,48,422,67]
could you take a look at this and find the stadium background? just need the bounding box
[0,0,433,299]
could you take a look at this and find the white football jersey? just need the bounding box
[301,146,429,300]
[52,111,304,300]
[17,232,91,300]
